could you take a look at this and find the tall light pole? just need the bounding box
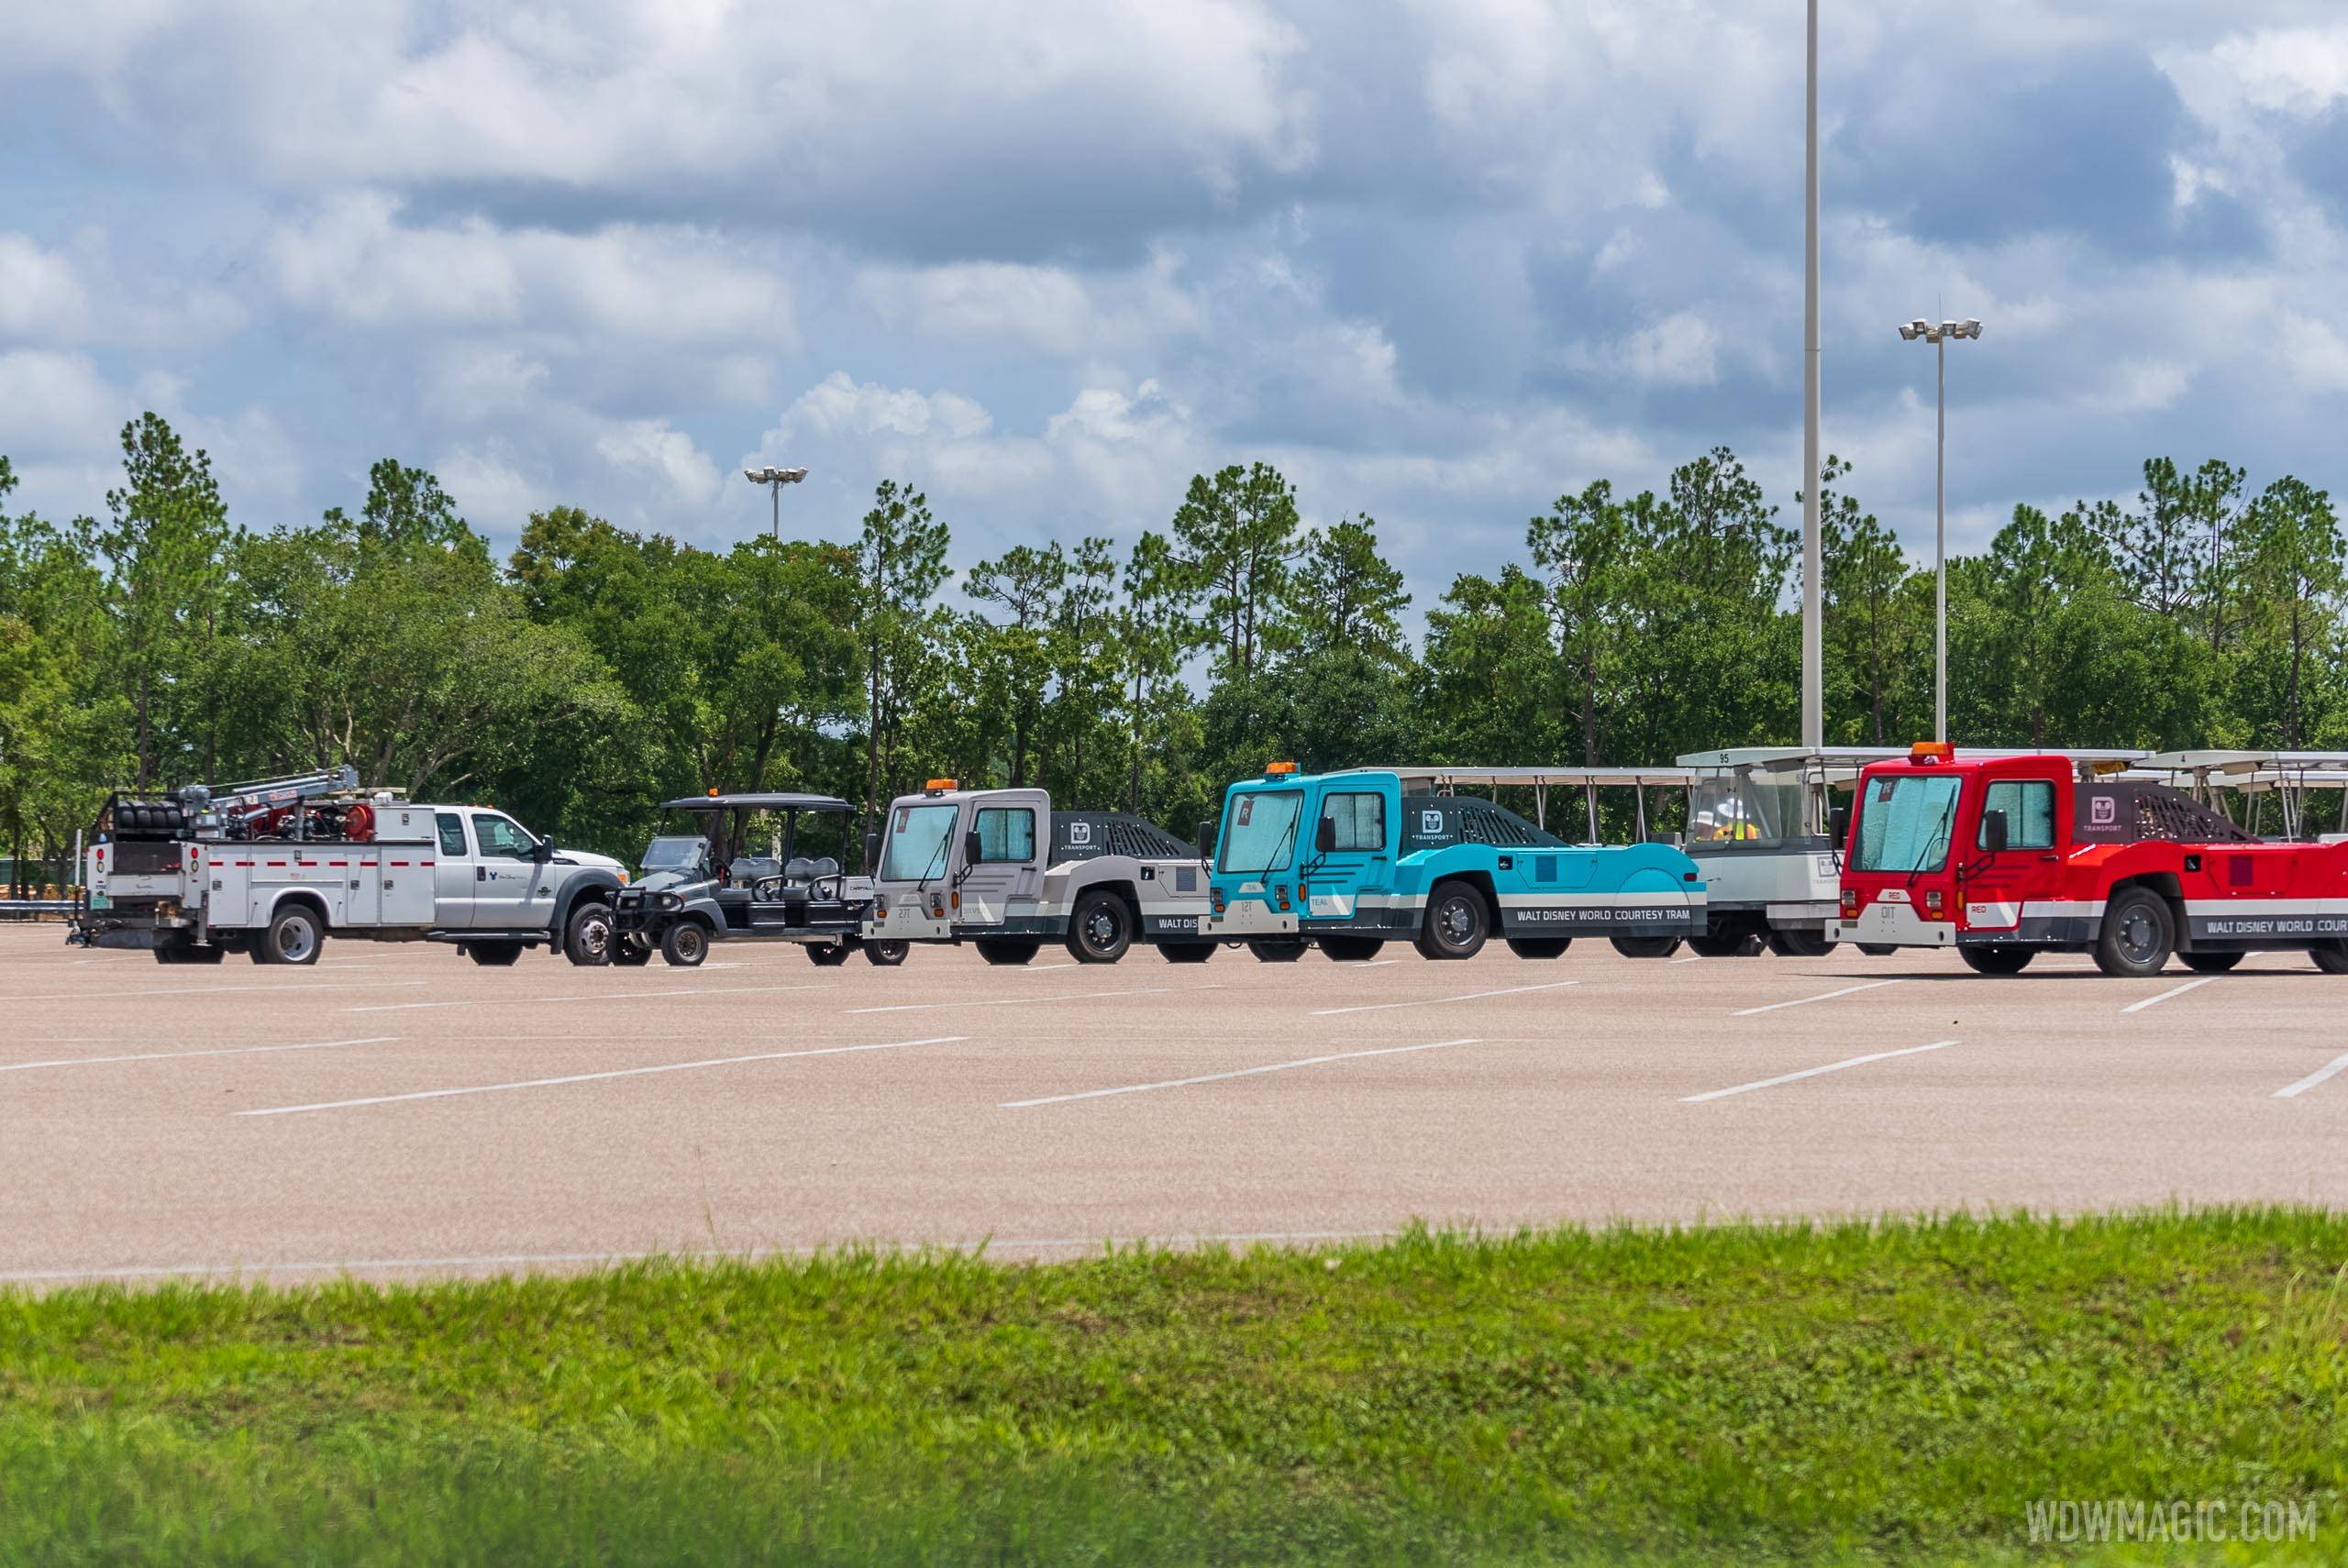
[1800,0,1822,753]
[743,465,808,539]
[1897,316,1982,742]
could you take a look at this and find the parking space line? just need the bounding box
[1002,1037,1484,1108]
[847,986,1194,1015]
[2121,976,2217,1014]
[6,980,428,1002]
[236,1034,969,1117]
[1669,955,1702,965]
[2276,1051,2348,1099]
[345,983,837,1014]
[1680,1040,1956,1103]
[1310,980,1578,1017]
[1,1036,396,1074]
[1731,978,1902,1017]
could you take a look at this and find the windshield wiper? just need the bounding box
[1906,796,1958,889]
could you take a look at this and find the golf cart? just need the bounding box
[610,792,908,968]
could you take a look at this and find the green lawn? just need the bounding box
[5,1211,2345,1565]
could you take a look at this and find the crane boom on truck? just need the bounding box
[1835,742,2348,977]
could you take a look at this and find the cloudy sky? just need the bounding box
[5,0,2347,604]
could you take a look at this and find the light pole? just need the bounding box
[743,465,808,539]
[1800,0,1822,753]
[1897,316,1981,742]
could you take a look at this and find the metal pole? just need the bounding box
[771,480,781,540]
[1800,0,1823,751]
[1935,330,1947,742]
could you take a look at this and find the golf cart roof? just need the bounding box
[658,792,854,813]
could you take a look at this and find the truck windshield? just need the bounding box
[1219,790,1303,874]
[881,802,959,882]
[1851,774,1965,873]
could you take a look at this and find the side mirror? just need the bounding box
[1981,810,2009,855]
[1196,820,1215,860]
[963,829,983,867]
[1313,815,1336,854]
[1828,804,1850,845]
[863,832,880,874]
[532,838,554,862]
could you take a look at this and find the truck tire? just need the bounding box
[153,937,224,965]
[1958,945,2034,976]
[659,922,708,967]
[465,940,526,967]
[1416,880,1490,961]
[1856,943,1898,956]
[1505,937,1570,960]
[805,940,851,966]
[1688,933,1765,958]
[563,901,614,966]
[1159,941,1214,964]
[260,904,325,966]
[1246,938,1307,963]
[862,940,909,967]
[611,935,653,966]
[2311,943,2348,974]
[2179,950,2244,974]
[1766,928,1839,958]
[1066,889,1133,964]
[975,938,1040,966]
[2094,888,2174,977]
[1610,934,1682,959]
[1319,934,1385,961]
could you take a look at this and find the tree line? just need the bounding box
[2,414,2341,882]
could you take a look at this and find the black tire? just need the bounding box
[563,901,614,966]
[1505,937,1571,960]
[1066,889,1134,964]
[466,939,526,967]
[2312,943,2348,975]
[1416,879,1490,961]
[1159,941,1214,964]
[1610,933,1683,959]
[1688,933,1765,959]
[862,940,909,967]
[1767,928,1839,958]
[975,937,1041,966]
[260,904,325,966]
[610,935,653,966]
[1319,934,1386,962]
[153,938,224,965]
[805,940,851,966]
[2094,887,2175,977]
[1857,943,1898,956]
[659,922,708,967]
[2179,950,2244,974]
[1958,945,2035,976]
[1246,938,1308,963]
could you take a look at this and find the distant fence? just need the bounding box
[1,858,76,921]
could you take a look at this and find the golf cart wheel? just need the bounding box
[1319,934,1385,962]
[1505,937,1571,960]
[1958,945,2034,976]
[1246,938,1307,963]
[563,901,614,966]
[804,940,851,966]
[466,939,525,967]
[1414,879,1490,961]
[260,904,325,966]
[659,922,709,967]
[2093,887,2174,977]
[2312,942,2348,975]
[610,935,653,966]
[1066,889,1133,964]
[976,937,1041,966]
[1766,927,1839,958]
[1610,933,1682,959]
[862,940,909,967]
[2179,950,2244,974]
[1687,933,1764,958]
[1159,941,1214,964]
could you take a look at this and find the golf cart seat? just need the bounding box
[808,856,839,878]
[783,856,818,884]
[729,856,782,885]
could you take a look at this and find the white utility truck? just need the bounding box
[72,767,630,966]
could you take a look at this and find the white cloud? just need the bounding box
[858,251,1201,358]
[593,418,723,508]
[0,349,125,455]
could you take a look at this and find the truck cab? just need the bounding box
[1203,764,1707,962]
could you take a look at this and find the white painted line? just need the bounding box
[1310,980,1578,1017]
[1003,1037,1485,1108]
[1731,978,1903,1017]
[1681,1040,1956,1103]
[345,982,836,1014]
[847,986,1193,1015]
[2276,1051,2348,1099]
[6,979,428,1002]
[1669,955,1703,965]
[2120,976,2217,1014]
[0,1036,397,1074]
[237,1034,969,1118]
[1013,962,1080,973]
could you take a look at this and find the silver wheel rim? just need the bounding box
[578,912,610,959]
[679,929,703,961]
[1437,898,1475,945]
[1083,908,1119,951]
[279,915,316,963]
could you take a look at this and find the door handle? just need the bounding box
[476,866,486,881]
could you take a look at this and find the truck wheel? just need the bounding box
[804,940,852,966]
[563,901,613,966]
[1958,945,2034,976]
[1856,943,1898,956]
[2094,888,2174,977]
[1505,937,1570,960]
[466,940,525,967]
[975,938,1040,966]
[1767,928,1839,958]
[1246,938,1307,963]
[2179,950,2244,974]
[1159,942,1214,964]
[862,940,909,967]
[610,935,653,966]
[1610,934,1682,959]
[1415,880,1490,961]
[1066,890,1133,964]
[2311,943,2348,975]
[1688,933,1764,958]
[153,937,224,965]
[659,922,708,967]
[260,905,325,966]
[1319,934,1385,961]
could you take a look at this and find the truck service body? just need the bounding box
[1202,765,1706,961]
[863,781,1213,964]
[74,768,628,966]
[1835,744,2348,977]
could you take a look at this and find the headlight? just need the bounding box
[658,892,682,910]
[617,869,630,885]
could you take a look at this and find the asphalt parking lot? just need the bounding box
[5,922,2346,1286]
